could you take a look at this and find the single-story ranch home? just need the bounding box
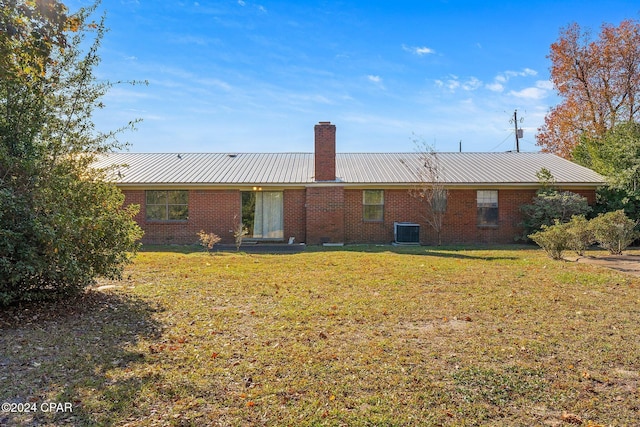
[94,121,604,245]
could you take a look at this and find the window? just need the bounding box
[432,191,448,213]
[146,190,188,221]
[363,190,384,222]
[477,190,498,226]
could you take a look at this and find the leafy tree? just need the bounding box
[0,1,143,305]
[593,186,640,218]
[574,122,640,216]
[537,20,640,158]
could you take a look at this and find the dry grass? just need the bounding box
[1,245,639,426]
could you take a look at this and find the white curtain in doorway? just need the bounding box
[253,192,284,239]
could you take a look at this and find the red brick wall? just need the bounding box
[123,189,309,245]
[122,189,239,244]
[122,187,597,246]
[344,189,422,243]
[306,186,345,244]
[345,188,546,245]
[283,189,306,243]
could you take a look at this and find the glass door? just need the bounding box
[241,191,284,239]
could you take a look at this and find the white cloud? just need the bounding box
[367,75,382,83]
[495,68,538,84]
[486,82,504,92]
[509,87,546,100]
[238,0,246,5]
[402,45,436,55]
[508,80,554,100]
[415,47,435,55]
[196,78,233,91]
[462,77,482,91]
[487,68,540,94]
[436,75,482,92]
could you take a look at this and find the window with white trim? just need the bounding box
[363,190,384,222]
[477,190,498,226]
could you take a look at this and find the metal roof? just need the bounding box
[93,152,604,186]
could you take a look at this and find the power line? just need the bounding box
[488,131,515,152]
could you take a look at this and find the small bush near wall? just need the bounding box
[197,230,221,254]
[590,210,639,255]
[530,210,639,258]
[529,221,570,260]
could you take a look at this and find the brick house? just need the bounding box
[95,121,604,245]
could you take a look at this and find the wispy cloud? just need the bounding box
[486,82,503,92]
[237,0,267,13]
[487,68,538,92]
[461,77,482,91]
[402,44,436,56]
[367,74,386,90]
[494,68,537,83]
[435,75,481,92]
[168,34,219,46]
[509,80,553,100]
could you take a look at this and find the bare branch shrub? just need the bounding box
[405,138,448,245]
[197,230,221,254]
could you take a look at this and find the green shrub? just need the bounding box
[566,215,595,256]
[528,221,570,260]
[0,4,143,306]
[521,191,591,239]
[589,210,639,255]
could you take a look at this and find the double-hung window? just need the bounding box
[146,190,189,221]
[477,190,498,226]
[363,190,384,222]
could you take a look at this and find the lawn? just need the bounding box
[1,245,639,426]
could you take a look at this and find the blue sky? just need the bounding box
[72,0,640,153]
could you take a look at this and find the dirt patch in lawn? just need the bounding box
[576,253,640,276]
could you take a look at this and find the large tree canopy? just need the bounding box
[537,19,640,158]
[573,122,640,216]
[0,1,142,306]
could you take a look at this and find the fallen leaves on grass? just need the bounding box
[3,247,640,426]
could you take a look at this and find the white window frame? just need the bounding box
[363,190,384,222]
[477,190,498,226]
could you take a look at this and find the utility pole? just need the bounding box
[510,110,524,152]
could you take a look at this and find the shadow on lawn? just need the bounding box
[140,243,530,259]
[310,243,528,259]
[0,290,163,426]
[421,249,519,261]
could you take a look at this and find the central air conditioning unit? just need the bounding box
[394,222,420,245]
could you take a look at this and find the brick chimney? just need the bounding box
[314,121,336,181]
